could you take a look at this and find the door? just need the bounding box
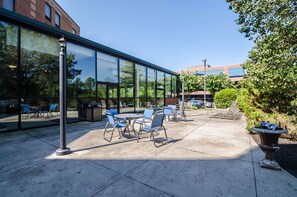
[97,83,119,115]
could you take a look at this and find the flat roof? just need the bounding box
[0,8,178,76]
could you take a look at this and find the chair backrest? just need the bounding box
[21,104,30,112]
[49,103,57,111]
[163,107,173,115]
[143,109,154,119]
[101,100,107,108]
[151,114,165,129]
[106,109,118,115]
[168,105,177,110]
[106,113,116,126]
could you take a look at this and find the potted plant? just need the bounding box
[252,121,287,170]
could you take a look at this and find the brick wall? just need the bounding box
[1,0,80,35]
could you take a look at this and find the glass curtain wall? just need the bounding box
[172,75,177,98]
[165,73,171,98]
[97,52,119,114]
[67,42,96,121]
[97,52,118,83]
[157,71,165,108]
[0,21,18,131]
[20,27,60,129]
[147,68,156,108]
[119,59,134,113]
[135,64,146,112]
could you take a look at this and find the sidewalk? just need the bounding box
[0,111,296,196]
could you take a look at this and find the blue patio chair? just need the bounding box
[106,109,118,115]
[41,103,58,118]
[163,107,175,122]
[138,114,168,147]
[104,112,128,142]
[21,104,37,117]
[133,108,154,131]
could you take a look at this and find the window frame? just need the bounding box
[45,2,51,21]
[55,12,60,28]
[72,29,77,35]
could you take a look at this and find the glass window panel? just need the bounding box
[120,59,134,112]
[157,71,164,89]
[67,42,96,98]
[120,59,134,98]
[172,76,177,97]
[97,52,118,83]
[147,68,155,98]
[3,0,14,11]
[228,67,244,77]
[0,21,18,131]
[0,21,18,97]
[45,3,51,20]
[135,64,146,98]
[196,69,224,75]
[165,74,171,98]
[55,12,60,27]
[20,28,59,97]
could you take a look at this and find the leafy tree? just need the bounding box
[83,77,96,97]
[179,73,203,98]
[206,73,234,95]
[227,0,297,113]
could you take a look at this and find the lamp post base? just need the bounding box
[56,147,71,156]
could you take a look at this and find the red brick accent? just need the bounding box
[1,0,80,35]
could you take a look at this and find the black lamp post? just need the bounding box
[202,59,211,108]
[56,36,71,156]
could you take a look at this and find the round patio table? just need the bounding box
[252,127,287,170]
[114,113,144,135]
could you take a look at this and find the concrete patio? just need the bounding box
[0,110,296,197]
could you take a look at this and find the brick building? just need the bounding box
[0,0,80,35]
[176,64,245,100]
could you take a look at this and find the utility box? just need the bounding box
[86,103,102,121]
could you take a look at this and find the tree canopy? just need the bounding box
[227,0,297,113]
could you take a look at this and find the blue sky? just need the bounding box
[56,0,254,71]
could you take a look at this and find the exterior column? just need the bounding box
[56,36,71,156]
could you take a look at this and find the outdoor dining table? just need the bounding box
[114,113,144,135]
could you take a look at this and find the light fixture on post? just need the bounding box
[202,59,210,109]
[56,36,71,156]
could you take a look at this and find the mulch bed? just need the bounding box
[251,134,297,178]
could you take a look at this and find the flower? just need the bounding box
[260,121,279,130]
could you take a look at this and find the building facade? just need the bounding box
[176,64,244,100]
[0,8,178,132]
[0,0,80,35]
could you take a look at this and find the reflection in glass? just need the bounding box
[97,52,118,83]
[67,43,96,113]
[0,20,18,130]
[20,27,62,129]
[172,76,177,97]
[228,67,244,77]
[165,74,171,98]
[135,64,146,111]
[147,68,156,98]
[157,71,164,89]
[21,28,59,97]
[120,59,134,112]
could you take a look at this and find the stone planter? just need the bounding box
[252,127,287,170]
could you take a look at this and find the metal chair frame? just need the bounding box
[138,114,168,147]
[103,112,128,142]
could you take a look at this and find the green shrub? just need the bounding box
[214,88,238,108]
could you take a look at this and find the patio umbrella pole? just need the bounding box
[56,36,71,156]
